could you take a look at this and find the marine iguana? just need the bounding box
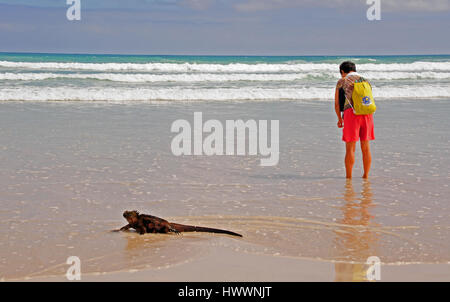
[113,210,242,237]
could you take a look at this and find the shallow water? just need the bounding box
[0,99,449,280]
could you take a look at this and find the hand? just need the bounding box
[337,119,343,128]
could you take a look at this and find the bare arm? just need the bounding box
[335,87,343,128]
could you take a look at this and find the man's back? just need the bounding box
[336,72,370,111]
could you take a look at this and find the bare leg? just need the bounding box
[345,141,356,179]
[360,140,372,178]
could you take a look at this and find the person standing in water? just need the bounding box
[335,61,375,179]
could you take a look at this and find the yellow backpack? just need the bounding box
[349,78,376,115]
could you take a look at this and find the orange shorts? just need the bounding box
[342,108,375,142]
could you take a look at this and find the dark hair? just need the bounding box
[339,61,356,74]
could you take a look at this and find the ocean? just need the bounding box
[1,53,449,281]
[1,53,450,102]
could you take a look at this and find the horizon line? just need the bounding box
[1,51,450,57]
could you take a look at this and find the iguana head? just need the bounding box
[123,210,139,224]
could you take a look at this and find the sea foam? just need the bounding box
[1,57,449,102]
[1,61,450,72]
[1,71,450,82]
[1,86,449,102]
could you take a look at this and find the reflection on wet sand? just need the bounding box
[123,232,170,251]
[334,179,379,282]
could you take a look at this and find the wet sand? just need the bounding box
[1,99,449,281]
[23,243,450,282]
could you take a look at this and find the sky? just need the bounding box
[0,0,449,55]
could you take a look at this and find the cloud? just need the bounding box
[0,0,64,8]
[181,0,214,10]
[234,0,450,13]
[382,0,450,12]
[3,0,448,12]
[0,0,205,10]
[234,0,299,12]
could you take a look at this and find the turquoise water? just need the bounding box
[1,52,449,64]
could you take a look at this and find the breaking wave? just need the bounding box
[1,61,450,72]
[1,71,450,82]
[1,56,449,102]
[1,86,449,102]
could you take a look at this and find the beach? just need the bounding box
[23,247,450,282]
[1,54,450,281]
[1,97,449,281]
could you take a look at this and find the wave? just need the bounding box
[1,71,450,83]
[0,72,321,82]
[1,61,450,73]
[1,86,449,102]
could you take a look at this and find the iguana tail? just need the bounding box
[169,223,242,237]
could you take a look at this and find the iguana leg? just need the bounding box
[169,227,181,234]
[111,224,131,232]
[136,227,146,235]
[120,224,131,231]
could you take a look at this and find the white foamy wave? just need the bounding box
[1,61,450,73]
[2,71,450,82]
[1,85,449,102]
[363,71,450,80]
[0,72,322,82]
